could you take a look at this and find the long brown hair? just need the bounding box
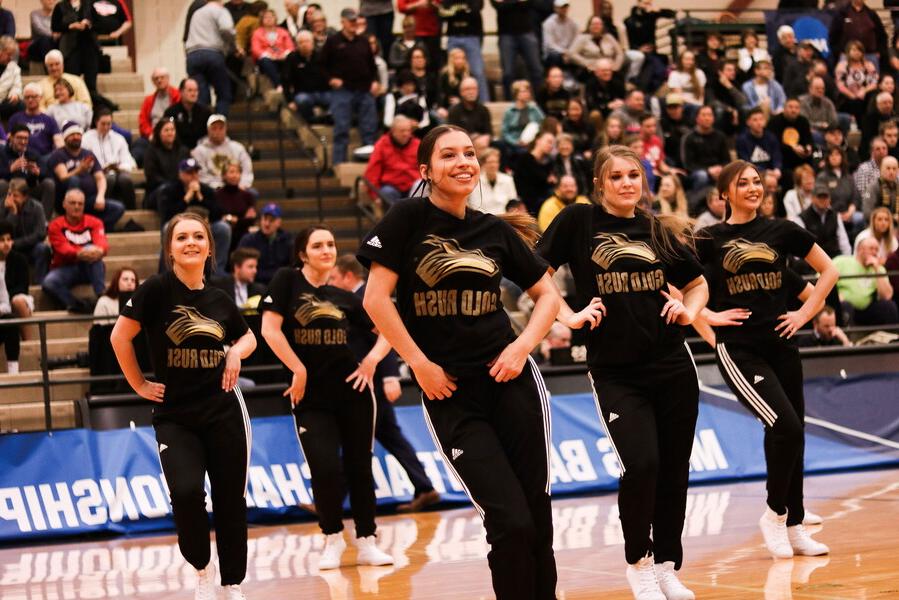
[103,268,140,299]
[716,160,762,221]
[294,224,334,266]
[418,124,540,246]
[163,213,215,271]
[593,145,695,259]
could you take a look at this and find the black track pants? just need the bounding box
[295,383,377,538]
[715,340,805,525]
[589,344,699,568]
[153,388,251,585]
[422,357,556,600]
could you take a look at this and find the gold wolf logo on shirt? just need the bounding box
[591,233,659,269]
[415,235,499,287]
[294,293,345,326]
[165,305,226,345]
[722,239,779,273]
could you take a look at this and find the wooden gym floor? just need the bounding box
[1,467,897,599]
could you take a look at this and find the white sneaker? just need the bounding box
[355,535,394,566]
[225,584,247,600]
[655,561,695,600]
[318,532,347,570]
[625,556,666,600]
[195,565,216,600]
[787,524,829,556]
[803,510,823,526]
[759,507,793,559]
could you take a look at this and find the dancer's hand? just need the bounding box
[705,308,751,327]
[775,311,806,338]
[565,297,606,330]
[284,367,307,406]
[346,355,378,392]
[137,379,165,402]
[411,359,456,400]
[661,290,691,325]
[221,349,241,391]
[488,340,529,383]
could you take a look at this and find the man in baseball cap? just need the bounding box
[237,202,292,284]
[191,111,254,190]
[793,181,851,256]
[544,0,577,68]
[47,120,125,230]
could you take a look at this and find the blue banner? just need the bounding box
[2,374,898,543]
[765,10,833,58]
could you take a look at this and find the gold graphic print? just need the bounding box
[722,239,779,273]
[415,235,499,287]
[165,306,226,345]
[294,293,345,326]
[591,233,658,269]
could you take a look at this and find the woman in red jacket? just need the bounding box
[251,9,295,89]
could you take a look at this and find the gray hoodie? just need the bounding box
[191,135,254,189]
[185,2,235,55]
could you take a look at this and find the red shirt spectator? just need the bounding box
[48,209,108,269]
[397,0,439,37]
[139,68,180,139]
[364,117,421,202]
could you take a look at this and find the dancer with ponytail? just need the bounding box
[358,124,561,599]
[538,145,709,600]
[695,160,837,559]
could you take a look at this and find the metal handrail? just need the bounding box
[352,175,392,239]
[275,98,329,221]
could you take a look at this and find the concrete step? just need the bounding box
[105,254,158,281]
[21,336,88,371]
[97,73,143,94]
[123,209,160,231]
[0,401,77,432]
[111,58,132,73]
[108,231,160,255]
[22,311,93,340]
[0,368,90,405]
[282,215,359,232]
[30,284,94,312]
[111,91,146,111]
[103,46,130,61]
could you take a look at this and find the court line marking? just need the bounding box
[698,383,899,451]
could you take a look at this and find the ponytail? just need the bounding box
[499,212,541,248]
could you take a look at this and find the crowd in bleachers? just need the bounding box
[0,0,898,375]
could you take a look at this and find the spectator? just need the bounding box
[225,0,251,23]
[211,246,265,310]
[759,192,778,219]
[741,60,785,117]
[597,116,625,151]
[543,0,579,68]
[383,69,430,131]
[251,9,294,89]
[514,131,558,215]
[134,68,181,166]
[771,25,797,84]
[737,108,783,179]
[639,113,677,179]
[680,104,730,192]
[407,46,439,110]
[707,60,747,136]
[360,0,395,65]
[834,237,898,325]
[822,124,861,174]
[447,77,493,151]
[191,114,253,190]
[608,89,645,136]
[399,0,441,74]
[8,83,62,169]
[583,57,626,119]
[46,79,92,130]
[499,80,544,157]
[39,50,92,110]
[281,0,302,38]
[855,137,888,198]
[364,116,420,207]
[82,109,138,210]
[0,125,55,220]
[818,144,862,224]
[882,120,899,161]
[0,36,21,122]
[800,76,840,145]
[835,40,879,126]
[863,155,899,220]
[441,0,489,104]
[91,0,133,43]
[160,157,231,275]
[468,147,517,215]
[143,117,190,199]
[562,98,596,157]
[537,175,590,232]
[828,0,888,68]
[321,8,379,165]
[491,0,543,97]
[387,15,425,72]
[237,202,292,284]
[654,174,688,216]
[569,15,624,75]
[627,136,656,194]
[437,47,470,113]
[48,122,125,231]
[768,97,814,173]
[796,306,852,347]
[854,206,898,263]
[43,188,107,314]
[162,78,212,151]
[93,267,138,320]
[216,162,256,250]
[185,0,236,116]
[783,164,816,219]
[28,0,57,65]
[668,50,706,109]
[553,133,591,196]
[0,221,31,374]
[783,41,817,99]
[695,33,723,84]
[623,0,675,58]
[284,30,331,123]
[52,0,102,98]
[737,30,770,82]
[694,188,725,230]
[233,1,263,55]
[0,178,50,283]
[791,183,851,258]
[861,93,898,157]
[308,8,335,51]
[660,93,692,171]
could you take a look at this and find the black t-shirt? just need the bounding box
[119,271,250,405]
[356,197,548,375]
[260,267,371,389]
[538,203,704,369]
[696,217,816,343]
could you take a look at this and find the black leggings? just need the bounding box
[0,315,20,361]
[153,389,251,585]
[294,383,377,538]
[589,344,699,568]
[422,357,555,600]
[715,340,805,525]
